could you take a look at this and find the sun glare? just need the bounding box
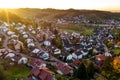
[0,0,120,11]
[0,0,13,8]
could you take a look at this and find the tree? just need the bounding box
[53,28,59,35]
[0,65,6,80]
[43,34,46,41]
[77,63,89,80]
[117,41,120,46]
[56,74,67,80]
[113,57,120,73]
[0,69,6,80]
[52,36,62,49]
[107,41,114,49]
[101,57,113,79]
[87,62,95,78]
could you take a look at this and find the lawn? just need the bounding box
[5,64,31,80]
[82,28,94,35]
[58,23,94,35]
[0,59,31,80]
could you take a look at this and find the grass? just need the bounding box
[5,64,31,80]
[82,28,94,35]
[55,74,69,80]
[0,59,31,80]
[58,23,94,35]
[112,49,120,55]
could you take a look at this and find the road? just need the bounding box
[27,31,41,49]
[0,30,61,66]
[0,31,10,48]
[27,31,63,63]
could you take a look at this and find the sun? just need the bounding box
[0,0,24,8]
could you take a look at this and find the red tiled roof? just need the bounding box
[73,59,81,65]
[1,52,9,58]
[96,54,106,61]
[39,67,54,80]
[31,67,55,80]
[56,62,72,75]
[28,58,44,67]
[12,54,21,62]
[31,68,40,76]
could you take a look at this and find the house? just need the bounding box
[72,51,83,59]
[54,49,61,54]
[23,34,29,38]
[31,49,49,60]
[7,31,14,36]
[81,48,89,56]
[27,43,35,48]
[8,54,27,64]
[5,52,15,58]
[18,57,28,64]
[108,34,113,41]
[0,49,4,57]
[66,54,73,60]
[22,32,27,35]
[3,28,8,32]
[80,40,87,46]
[14,40,23,51]
[19,29,24,33]
[105,52,112,57]
[31,30,36,34]
[31,67,55,80]
[0,48,14,58]
[0,38,2,42]
[11,34,18,38]
[86,44,92,50]
[18,22,22,25]
[73,59,81,65]
[95,54,106,61]
[27,38,33,44]
[44,41,51,46]
[11,54,22,63]
[56,62,73,75]
[37,26,41,31]
[38,51,49,60]
[32,48,40,54]
[2,22,9,27]
[93,47,100,53]
[27,58,46,68]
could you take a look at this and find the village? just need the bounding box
[0,20,120,80]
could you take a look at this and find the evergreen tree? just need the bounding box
[102,57,113,71]
[87,62,95,78]
[101,57,113,79]
[77,63,89,80]
[0,66,6,80]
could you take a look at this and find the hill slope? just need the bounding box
[9,8,120,21]
[0,9,30,24]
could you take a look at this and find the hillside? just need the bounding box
[9,8,120,21]
[0,8,119,24]
[0,9,31,24]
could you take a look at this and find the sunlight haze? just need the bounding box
[0,0,120,11]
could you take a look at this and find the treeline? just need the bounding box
[9,8,120,21]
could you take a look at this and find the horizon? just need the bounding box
[0,8,120,13]
[0,0,120,12]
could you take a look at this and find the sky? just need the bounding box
[0,0,120,11]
